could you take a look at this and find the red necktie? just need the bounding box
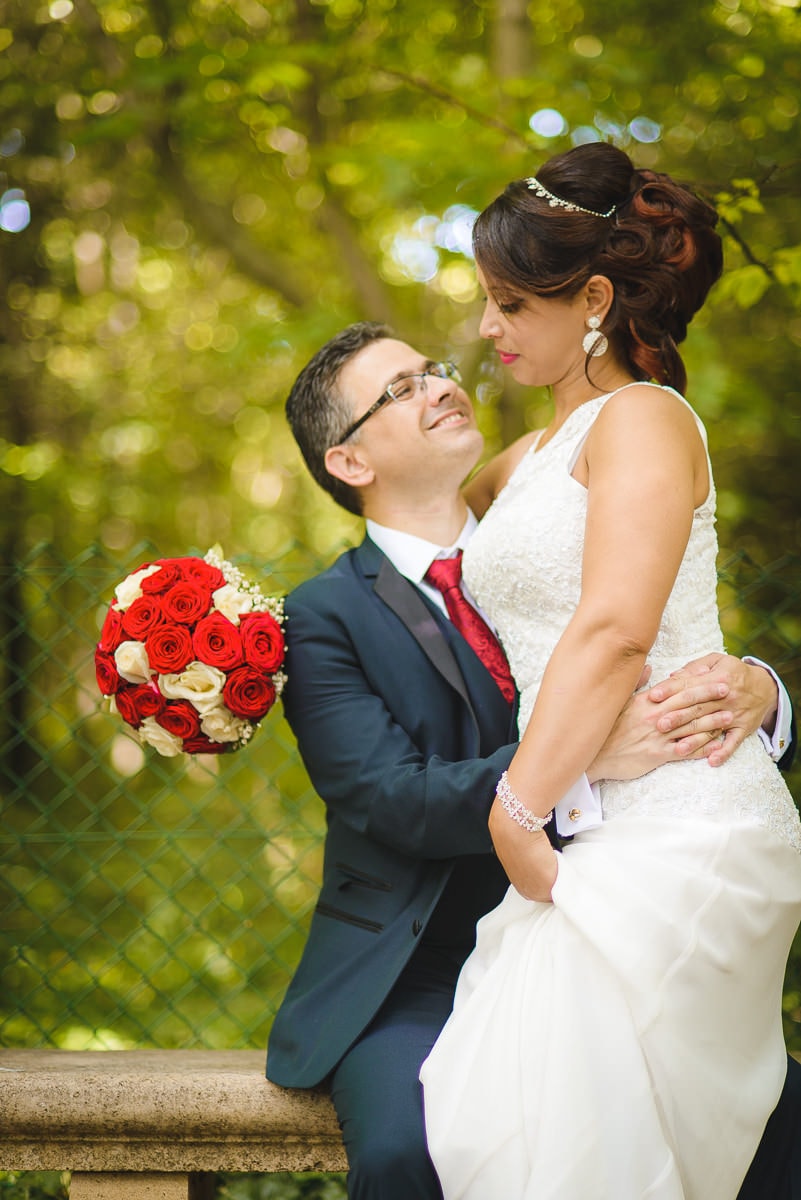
[425,551,515,705]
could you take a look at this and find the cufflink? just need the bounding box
[780,739,786,750]
[568,808,582,822]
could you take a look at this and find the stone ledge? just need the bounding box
[0,1049,347,1174]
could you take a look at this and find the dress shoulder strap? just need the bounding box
[566,382,708,475]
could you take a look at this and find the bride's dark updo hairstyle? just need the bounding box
[472,143,723,394]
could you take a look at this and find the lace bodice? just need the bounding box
[464,386,801,851]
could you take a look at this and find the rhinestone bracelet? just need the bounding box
[496,770,553,833]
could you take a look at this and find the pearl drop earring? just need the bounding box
[582,315,608,358]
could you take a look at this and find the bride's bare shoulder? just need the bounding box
[463,431,541,519]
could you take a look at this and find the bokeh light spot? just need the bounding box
[528,108,567,138]
[0,189,30,232]
[573,35,603,58]
[435,204,478,258]
[629,116,662,143]
[0,129,24,157]
[571,126,602,146]
[389,236,439,283]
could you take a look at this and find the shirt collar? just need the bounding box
[366,510,478,585]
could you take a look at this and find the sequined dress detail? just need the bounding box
[421,387,801,1199]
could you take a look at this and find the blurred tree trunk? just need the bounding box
[293,0,401,323]
[492,0,533,81]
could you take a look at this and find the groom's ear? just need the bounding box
[324,442,375,491]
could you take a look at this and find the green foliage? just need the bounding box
[0,1174,68,1200]
[2,3,800,1193]
[0,0,799,571]
[0,1174,348,1200]
[714,264,771,309]
[217,1174,347,1199]
[774,247,801,306]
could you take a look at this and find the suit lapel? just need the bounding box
[373,556,475,712]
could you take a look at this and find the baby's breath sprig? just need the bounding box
[204,546,285,621]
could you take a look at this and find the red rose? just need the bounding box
[240,612,285,673]
[223,665,276,721]
[192,612,244,670]
[181,558,226,592]
[157,700,201,740]
[161,582,211,625]
[95,648,120,696]
[181,733,231,755]
[145,623,194,673]
[99,605,124,653]
[121,595,166,640]
[141,560,184,595]
[115,682,165,727]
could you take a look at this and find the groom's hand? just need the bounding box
[648,652,778,767]
[588,653,777,781]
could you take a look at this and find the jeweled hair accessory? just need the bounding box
[526,177,618,219]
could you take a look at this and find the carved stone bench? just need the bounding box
[0,1048,346,1199]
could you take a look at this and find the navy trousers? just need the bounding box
[329,945,463,1200]
[738,1053,801,1200]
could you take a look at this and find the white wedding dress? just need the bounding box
[420,387,801,1200]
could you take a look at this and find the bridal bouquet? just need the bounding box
[95,547,285,757]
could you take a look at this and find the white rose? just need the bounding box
[200,704,248,744]
[114,639,153,684]
[115,564,162,610]
[138,717,184,757]
[212,583,253,625]
[159,660,226,713]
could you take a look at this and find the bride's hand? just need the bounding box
[488,802,558,903]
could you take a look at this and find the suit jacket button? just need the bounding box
[412,920,423,936]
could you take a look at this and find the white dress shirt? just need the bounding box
[744,657,792,761]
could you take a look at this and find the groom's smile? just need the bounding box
[426,404,471,432]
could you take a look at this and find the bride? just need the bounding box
[419,143,801,1199]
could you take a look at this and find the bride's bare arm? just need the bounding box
[489,387,709,901]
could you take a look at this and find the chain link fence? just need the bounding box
[1,541,332,1054]
[1,542,800,1058]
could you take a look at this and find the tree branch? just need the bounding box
[717,215,777,282]
[377,67,531,149]
[150,128,308,308]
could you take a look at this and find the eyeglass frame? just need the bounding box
[336,361,462,444]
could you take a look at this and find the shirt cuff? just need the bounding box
[554,776,603,837]
[743,656,792,761]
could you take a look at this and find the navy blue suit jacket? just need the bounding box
[778,711,797,774]
[266,536,519,1087]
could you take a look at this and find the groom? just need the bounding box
[267,321,798,1199]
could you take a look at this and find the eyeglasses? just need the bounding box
[337,361,462,443]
